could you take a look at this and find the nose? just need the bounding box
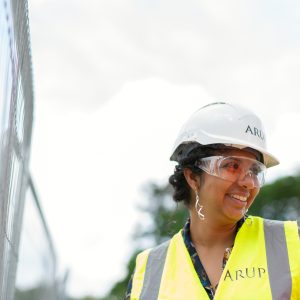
[237,171,256,189]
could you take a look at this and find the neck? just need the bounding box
[189,211,238,248]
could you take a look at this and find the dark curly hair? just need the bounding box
[168,144,218,206]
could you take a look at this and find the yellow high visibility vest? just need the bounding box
[131,217,300,300]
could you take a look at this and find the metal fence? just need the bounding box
[0,0,66,299]
[14,177,67,300]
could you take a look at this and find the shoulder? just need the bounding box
[261,217,299,240]
[135,232,183,265]
[262,217,298,228]
[136,238,173,262]
[254,216,298,228]
[247,217,299,239]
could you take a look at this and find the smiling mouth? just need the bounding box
[230,194,248,202]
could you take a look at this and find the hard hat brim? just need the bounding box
[170,140,279,168]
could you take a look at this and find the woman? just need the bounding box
[126,102,300,300]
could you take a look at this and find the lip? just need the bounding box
[230,194,248,202]
[226,194,248,208]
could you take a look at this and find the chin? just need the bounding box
[224,210,245,223]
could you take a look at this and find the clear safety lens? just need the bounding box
[194,156,266,188]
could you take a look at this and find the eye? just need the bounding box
[221,160,241,173]
[250,165,260,175]
[228,162,240,172]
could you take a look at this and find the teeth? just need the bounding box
[231,194,247,202]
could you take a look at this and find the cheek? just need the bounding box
[200,177,231,202]
[247,188,260,208]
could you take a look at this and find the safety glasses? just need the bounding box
[194,156,266,188]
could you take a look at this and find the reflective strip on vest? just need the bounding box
[264,219,292,300]
[140,240,170,300]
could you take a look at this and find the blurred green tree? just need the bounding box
[249,174,300,220]
[68,297,100,300]
[98,182,187,300]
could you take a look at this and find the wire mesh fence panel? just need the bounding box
[0,0,66,299]
[0,1,31,298]
[14,179,62,300]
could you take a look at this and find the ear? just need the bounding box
[183,168,201,191]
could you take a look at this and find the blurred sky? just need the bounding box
[28,0,300,297]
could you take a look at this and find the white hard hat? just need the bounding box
[170,102,279,168]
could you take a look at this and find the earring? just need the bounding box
[195,190,205,220]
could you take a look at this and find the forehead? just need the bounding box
[215,148,258,161]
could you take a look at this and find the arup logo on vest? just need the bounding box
[245,125,265,141]
[224,267,266,281]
